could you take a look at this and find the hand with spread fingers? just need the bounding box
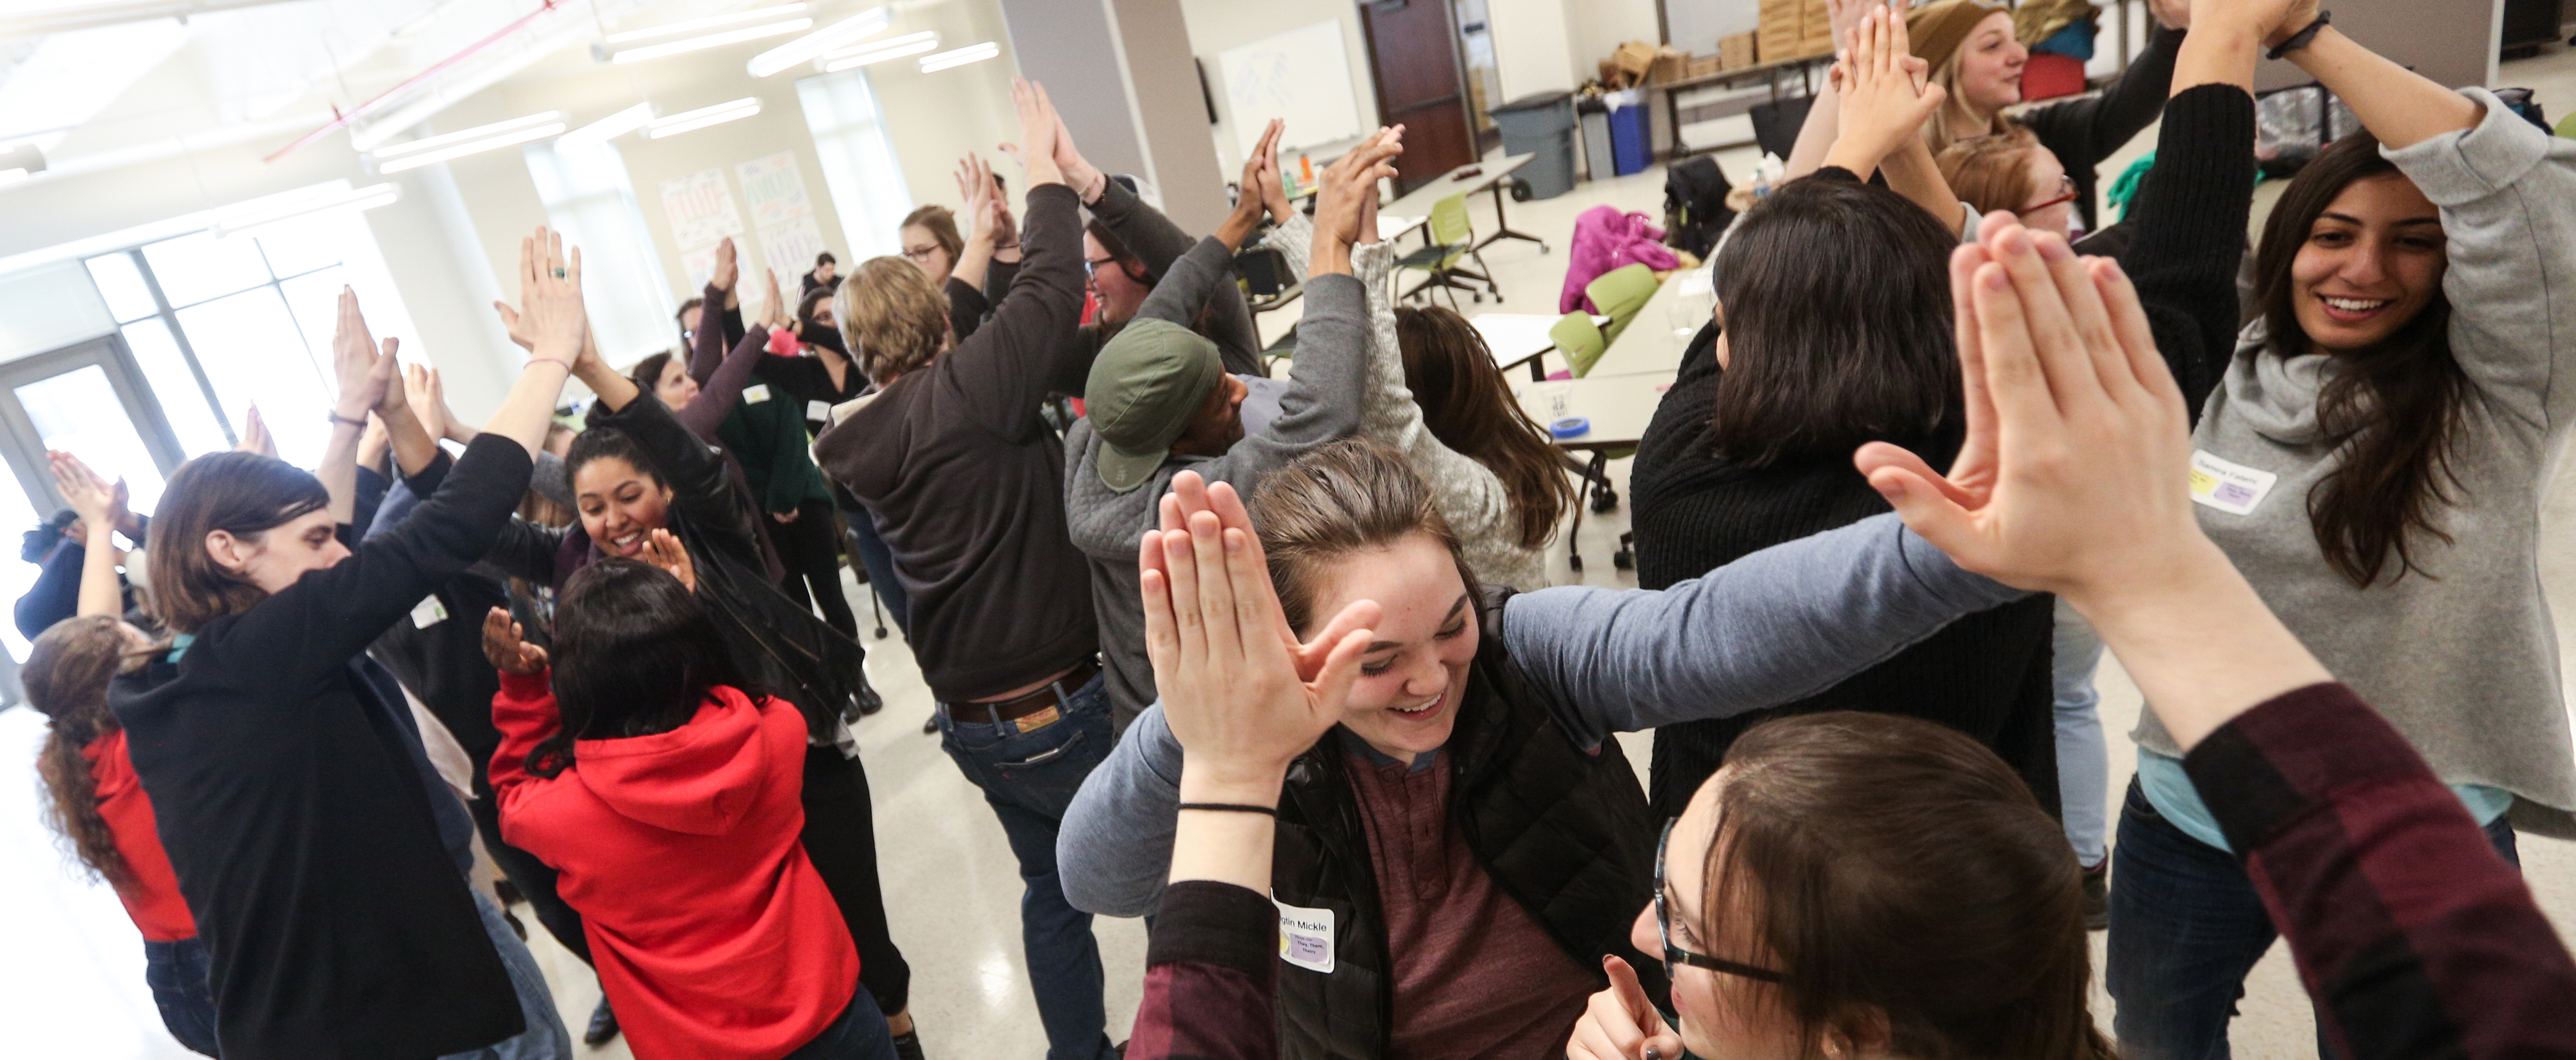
[481,607,549,676]
[640,528,698,593]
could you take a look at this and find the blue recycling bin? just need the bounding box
[1607,91,1651,176]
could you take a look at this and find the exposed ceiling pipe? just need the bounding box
[0,109,331,191]
[0,0,300,38]
[263,0,583,163]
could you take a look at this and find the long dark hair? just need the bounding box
[2254,133,2465,587]
[1710,176,1961,466]
[628,351,678,398]
[147,451,330,634]
[526,558,759,777]
[28,616,141,885]
[1393,306,1576,548]
[23,508,76,564]
[1250,439,1479,637]
[1706,713,2111,1059]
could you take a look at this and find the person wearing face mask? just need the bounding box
[2106,7,2576,1057]
[108,263,581,1060]
[1063,126,1400,730]
[1110,206,2576,1060]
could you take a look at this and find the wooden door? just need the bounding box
[1359,0,1475,194]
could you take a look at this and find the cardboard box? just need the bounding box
[1721,31,1756,69]
[1687,53,1723,77]
[1651,46,1688,84]
[1612,39,1659,82]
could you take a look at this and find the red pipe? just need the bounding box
[264,0,562,164]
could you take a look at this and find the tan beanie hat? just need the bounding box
[1906,0,2006,72]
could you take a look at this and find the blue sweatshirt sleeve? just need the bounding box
[1059,702,1186,918]
[1503,513,2028,751]
[16,541,84,640]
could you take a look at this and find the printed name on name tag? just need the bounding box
[2187,450,2278,516]
[807,399,832,422]
[743,383,772,404]
[1274,899,1336,973]
[410,595,449,629]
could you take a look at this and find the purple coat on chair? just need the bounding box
[1560,206,1679,313]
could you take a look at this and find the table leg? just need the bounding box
[1472,181,1547,254]
[1528,358,1546,383]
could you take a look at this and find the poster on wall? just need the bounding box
[758,214,829,290]
[661,168,745,250]
[737,152,814,228]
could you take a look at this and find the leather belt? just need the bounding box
[944,657,1101,725]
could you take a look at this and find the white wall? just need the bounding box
[1178,0,1378,176]
[1486,0,1581,100]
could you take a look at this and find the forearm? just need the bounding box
[1785,80,1844,179]
[951,236,997,295]
[2069,541,2330,751]
[2286,27,2479,149]
[1059,706,1188,916]
[1128,882,1283,1060]
[1877,138,1960,227]
[680,326,771,441]
[482,362,577,454]
[689,283,731,383]
[381,405,441,478]
[74,522,121,618]
[318,417,365,523]
[1138,237,1246,327]
[487,670,562,793]
[2170,15,2260,94]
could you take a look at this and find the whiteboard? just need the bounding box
[1218,20,1363,158]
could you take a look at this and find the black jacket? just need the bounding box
[1628,328,2060,821]
[2018,25,2183,232]
[111,436,534,1060]
[1268,591,1667,1060]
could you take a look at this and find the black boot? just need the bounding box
[890,1029,926,1060]
[583,994,621,1047]
[922,712,940,735]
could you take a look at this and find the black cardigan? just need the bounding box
[2019,24,2184,232]
[111,435,536,1060]
[1627,330,2060,820]
[2111,82,2259,420]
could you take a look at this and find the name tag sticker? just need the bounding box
[410,595,449,629]
[807,399,832,422]
[2188,450,2277,517]
[743,383,772,404]
[1274,899,1335,973]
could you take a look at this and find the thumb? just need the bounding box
[492,301,519,325]
[1308,625,1376,718]
[1864,462,1980,558]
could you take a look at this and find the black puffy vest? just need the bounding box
[1268,590,1670,1060]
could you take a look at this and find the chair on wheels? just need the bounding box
[1584,264,1658,346]
[1396,194,1500,307]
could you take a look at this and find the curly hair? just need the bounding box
[836,255,952,383]
[28,616,144,886]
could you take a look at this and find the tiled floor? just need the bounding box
[10,43,2576,1059]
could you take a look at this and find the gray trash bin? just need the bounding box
[1577,96,1614,182]
[1492,91,1576,200]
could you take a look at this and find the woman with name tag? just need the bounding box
[2102,5,2576,1056]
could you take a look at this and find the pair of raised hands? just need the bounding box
[1823,1,1943,176]
[956,152,1020,250]
[490,226,595,374]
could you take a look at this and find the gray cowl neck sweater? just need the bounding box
[2143,88,2576,837]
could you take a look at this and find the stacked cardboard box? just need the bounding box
[1798,0,1835,56]
[1651,45,1689,84]
[1720,31,1757,70]
[1687,53,1722,78]
[1757,0,1802,63]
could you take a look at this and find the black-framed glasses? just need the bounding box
[1656,818,1786,984]
[901,245,941,262]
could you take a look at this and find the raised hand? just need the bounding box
[48,450,120,528]
[639,528,698,593]
[235,403,277,457]
[1001,77,1065,188]
[1217,120,1288,249]
[762,268,791,329]
[1049,93,1105,202]
[332,287,399,422]
[1311,127,1404,272]
[1565,956,1685,1060]
[711,236,739,293]
[1139,470,1377,798]
[2152,0,2194,30]
[1824,6,1946,178]
[957,153,1001,245]
[481,607,549,676]
[404,363,445,442]
[515,225,587,369]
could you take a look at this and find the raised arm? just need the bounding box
[484,226,590,449]
[320,288,401,525]
[948,154,1002,295]
[2019,16,2186,181]
[48,451,126,619]
[1820,7,1959,226]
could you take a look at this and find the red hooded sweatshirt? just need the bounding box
[490,671,857,1060]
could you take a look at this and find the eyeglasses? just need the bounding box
[1655,818,1786,984]
[2020,174,2079,216]
[900,245,941,262]
[1083,256,1115,277]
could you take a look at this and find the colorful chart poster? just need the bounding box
[757,214,828,289]
[661,168,744,249]
[736,151,814,228]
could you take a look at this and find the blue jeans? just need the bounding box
[2050,600,2108,867]
[935,671,1118,1060]
[144,937,219,1056]
[844,506,910,638]
[439,884,573,1060]
[781,984,898,1060]
[2105,778,2519,1060]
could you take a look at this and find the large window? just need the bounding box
[799,68,913,261]
[525,139,677,365]
[78,206,420,468]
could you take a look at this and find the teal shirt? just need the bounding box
[2136,749,2512,852]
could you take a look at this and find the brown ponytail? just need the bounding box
[27,616,142,886]
[1392,306,1576,549]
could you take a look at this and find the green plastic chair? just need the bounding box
[1585,264,1658,345]
[1396,194,1500,306]
[1549,312,1607,377]
[2559,112,2576,140]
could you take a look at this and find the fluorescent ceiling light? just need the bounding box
[918,41,1000,73]
[605,3,810,43]
[748,7,891,77]
[374,122,568,173]
[373,112,567,160]
[213,183,400,237]
[612,18,812,63]
[558,103,657,149]
[819,32,937,72]
[647,98,762,138]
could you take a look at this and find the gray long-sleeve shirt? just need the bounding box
[1065,238,1373,728]
[1056,512,2024,917]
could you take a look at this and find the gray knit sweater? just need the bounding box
[2140,89,2576,835]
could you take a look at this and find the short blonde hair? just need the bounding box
[1936,125,2042,219]
[835,256,951,382]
